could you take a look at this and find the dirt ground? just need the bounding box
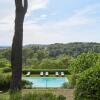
[54,89,74,100]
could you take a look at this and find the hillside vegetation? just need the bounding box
[0,42,100,69]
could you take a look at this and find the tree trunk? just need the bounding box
[10,0,28,91]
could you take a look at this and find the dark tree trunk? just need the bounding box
[10,0,28,91]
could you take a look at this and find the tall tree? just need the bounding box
[10,0,28,91]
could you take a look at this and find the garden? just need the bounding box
[0,46,100,100]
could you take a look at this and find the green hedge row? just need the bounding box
[1,67,70,75]
[23,69,70,75]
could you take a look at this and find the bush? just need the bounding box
[7,92,66,100]
[70,52,99,74]
[0,74,32,91]
[66,74,77,89]
[22,93,66,100]
[74,65,100,100]
[0,74,11,90]
[62,82,68,88]
[0,58,10,68]
[21,80,32,89]
[3,67,11,73]
[9,92,22,100]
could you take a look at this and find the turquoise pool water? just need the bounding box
[23,77,68,88]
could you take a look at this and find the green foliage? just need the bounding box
[21,80,32,89]
[39,55,71,69]
[2,67,11,73]
[26,58,39,68]
[0,74,32,91]
[70,52,99,73]
[22,48,34,66]
[74,65,100,100]
[22,93,66,100]
[39,58,59,69]
[1,42,100,69]
[4,92,66,100]
[9,92,22,100]
[48,42,100,57]
[36,49,49,61]
[62,82,68,88]
[0,58,10,68]
[67,74,77,89]
[1,49,11,61]
[0,74,11,90]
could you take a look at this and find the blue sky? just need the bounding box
[0,0,100,46]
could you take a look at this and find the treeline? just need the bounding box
[0,42,100,69]
[24,42,100,56]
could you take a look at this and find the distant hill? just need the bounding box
[0,46,10,49]
[24,42,100,57]
[0,42,100,57]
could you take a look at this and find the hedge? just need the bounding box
[1,67,70,75]
[22,69,70,75]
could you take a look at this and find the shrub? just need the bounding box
[21,80,32,89]
[0,74,11,90]
[68,74,77,89]
[7,92,66,100]
[70,52,99,74]
[3,67,11,73]
[74,65,100,100]
[0,74,32,91]
[62,82,68,88]
[9,92,22,100]
[22,93,66,100]
[0,58,10,68]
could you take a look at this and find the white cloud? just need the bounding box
[0,0,49,45]
[0,1,100,45]
[0,0,49,24]
[40,14,48,18]
[26,0,49,17]
[74,3,100,16]
[22,3,100,44]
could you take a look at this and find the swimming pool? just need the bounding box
[23,77,68,88]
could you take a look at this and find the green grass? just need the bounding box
[0,89,74,100]
[0,68,3,73]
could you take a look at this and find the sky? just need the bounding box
[0,0,100,46]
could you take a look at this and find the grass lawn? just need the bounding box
[0,89,74,100]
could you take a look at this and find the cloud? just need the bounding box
[74,3,100,16]
[0,1,100,45]
[26,0,49,17]
[0,0,49,45]
[0,0,49,24]
[22,3,100,44]
[40,14,48,18]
